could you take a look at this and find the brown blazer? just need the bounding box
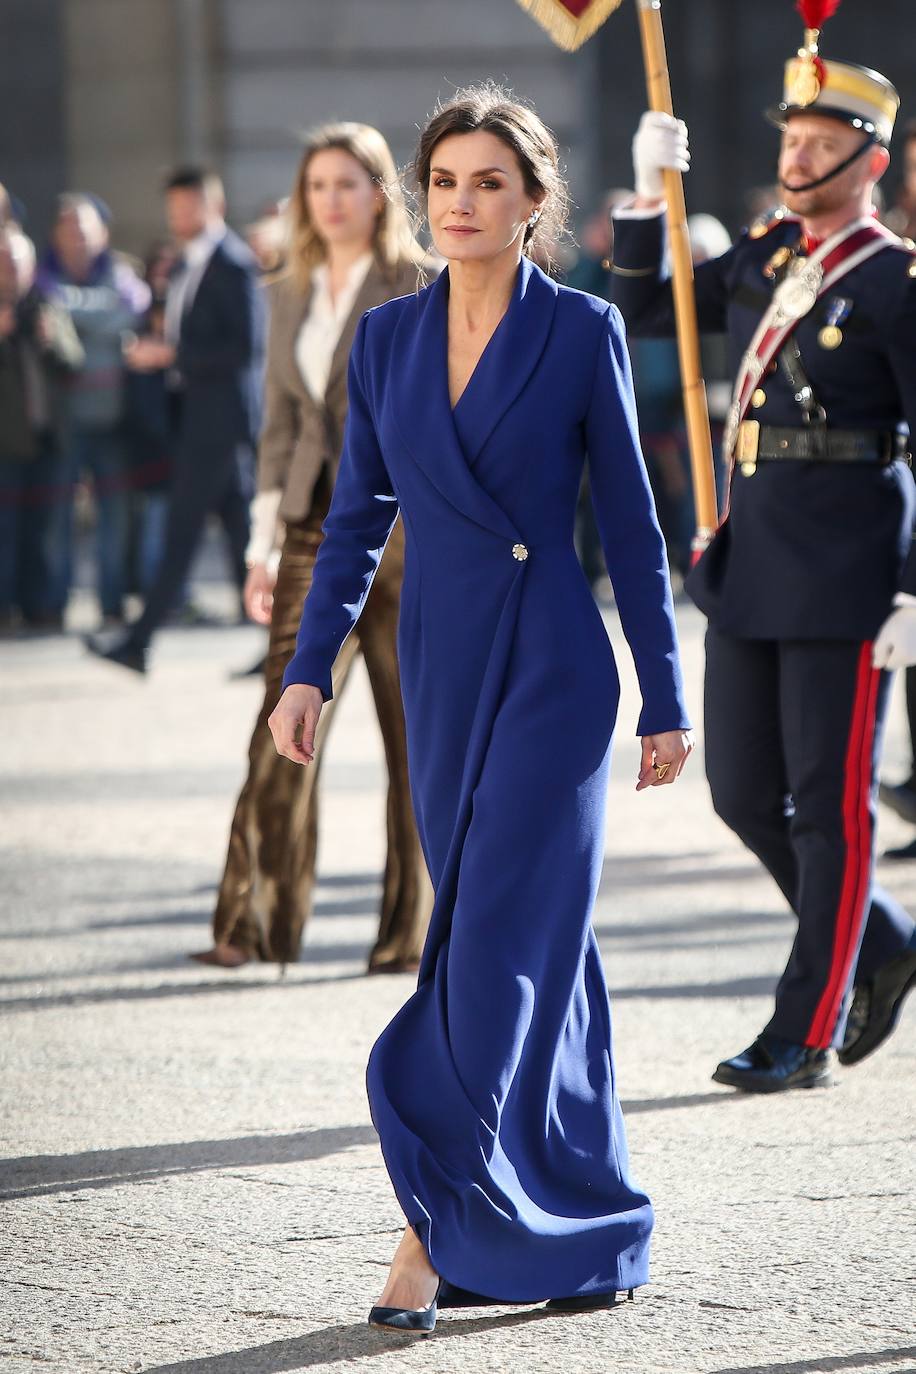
[257,258,421,524]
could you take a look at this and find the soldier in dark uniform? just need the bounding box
[610,21,916,1092]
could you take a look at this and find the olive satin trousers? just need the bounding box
[212,495,431,968]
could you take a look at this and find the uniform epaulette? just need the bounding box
[746,207,801,240]
[877,233,916,276]
[896,236,916,277]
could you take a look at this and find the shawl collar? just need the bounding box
[388,257,558,541]
[452,256,558,465]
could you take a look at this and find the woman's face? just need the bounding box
[53,203,108,276]
[426,130,541,265]
[303,148,383,252]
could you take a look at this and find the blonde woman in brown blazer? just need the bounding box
[194,123,432,972]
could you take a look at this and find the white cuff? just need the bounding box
[613,199,666,221]
[893,592,916,608]
[245,487,283,567]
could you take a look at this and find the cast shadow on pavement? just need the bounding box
[78,891,381,926]
[140,1307,579,1373]
[4,767,240,805]
[0,970,776,1015]
[595,909,790,941]
[0,948,367,986]
[600,855,760,889]
[0,1092,743,1204]
[710,1346,916,1374]
[609,974,777,1000]
[0,1124,378,1201]
[621,1091,745,1114]
[0,916,371,943]
[0,965,368,1011]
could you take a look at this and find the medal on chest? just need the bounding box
[817,295,852,350]
[770,256,824,328]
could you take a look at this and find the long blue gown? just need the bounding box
[283,257,690,1303]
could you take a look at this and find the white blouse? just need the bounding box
[246,251,374,569]
[295,252,374,401]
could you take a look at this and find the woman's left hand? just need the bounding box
[244,562,276,625]
[636,730,694,791]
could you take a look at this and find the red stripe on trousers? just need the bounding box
[807,642,879,1048]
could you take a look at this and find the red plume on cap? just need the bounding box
[795,0,841,26]
[794,0,840,94]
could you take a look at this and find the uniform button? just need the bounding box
[512,543,529,561]
[751,388,766,409]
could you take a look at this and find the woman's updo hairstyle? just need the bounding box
[413,83,570,268]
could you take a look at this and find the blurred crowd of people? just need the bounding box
[1,116,914,635]
[0,176,283,636]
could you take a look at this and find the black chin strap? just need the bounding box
[780,133,877,195]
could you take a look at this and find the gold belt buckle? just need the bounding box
[736,419,760,477]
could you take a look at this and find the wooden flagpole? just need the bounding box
[634,0,718,549]
[517,0,719,547]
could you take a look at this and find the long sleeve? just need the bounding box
[282,312,399,698]
[178,260,265,378]
[610,209,734,337]
[256,291,300,494]
[584,304,691,735]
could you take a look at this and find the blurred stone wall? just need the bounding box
[1,0,913,256]
[0,0,67,240]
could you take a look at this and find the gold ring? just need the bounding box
[653,761,671,780]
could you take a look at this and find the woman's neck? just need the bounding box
[447,249,522,330]
[326,240,373,277]
[324,239,373,304]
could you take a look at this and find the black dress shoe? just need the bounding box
[545,1288,634,1312]
[368,1282,440,1335]
[712,1033,833,1093]
[882,837,916,861]
[878,780,916,826]
[838,939,916,1066]
[85,631,147,675]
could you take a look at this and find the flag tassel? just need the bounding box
[515,0,625,52]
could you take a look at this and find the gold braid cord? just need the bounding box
[515,0,625,51]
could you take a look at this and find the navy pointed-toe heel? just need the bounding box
[368,1282,441,1335]
[545,1287,634,1312]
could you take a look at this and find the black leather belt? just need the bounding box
[736,421,909,471]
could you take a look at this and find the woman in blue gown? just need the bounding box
[270,86,693,1331]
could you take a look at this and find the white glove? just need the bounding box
[873,595,916,669]
[632,111,690,200]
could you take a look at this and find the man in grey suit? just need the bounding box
[88,167,266,672]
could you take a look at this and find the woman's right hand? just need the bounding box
[244,562,276,624]
[268,684,323,765]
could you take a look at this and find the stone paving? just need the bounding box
[1,592,914,1374]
